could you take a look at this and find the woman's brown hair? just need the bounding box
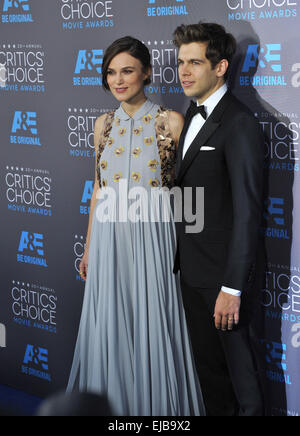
[102,36,152,91]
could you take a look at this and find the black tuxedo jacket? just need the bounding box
[174,91,265,291]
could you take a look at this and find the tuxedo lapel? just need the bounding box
[176,91,233,185]
[176,115,191,177]
[177,119,220,184]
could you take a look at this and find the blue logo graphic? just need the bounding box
[2,0,33,23]
[18,231,44,255]
[12,111,37,134]
[261,197,289,240]
[3,0,29,12]
[262,340,291,385]
[265,341,287,371]
[240,44,287,87]
[23,344,48,370]
[17,231,48,267]
[80,180,93,215]
[242,44,282,74]
[73,50,103,87]
[10,111,42,146]
[147,0,188,17]
[266,197,285,226]
[22,344,51,382]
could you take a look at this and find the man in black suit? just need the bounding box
[173,23,265,416]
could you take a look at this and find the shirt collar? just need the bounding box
[197,83,228,118]
[116,99,155,121]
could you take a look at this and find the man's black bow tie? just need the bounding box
[186,101,207,121]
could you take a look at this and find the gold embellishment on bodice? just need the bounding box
[155,107,177,189]
[96,111,114,188]
[96,107,177,189]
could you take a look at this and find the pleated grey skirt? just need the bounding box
[67,195,205,416]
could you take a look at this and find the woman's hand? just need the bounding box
[79,249,89,282]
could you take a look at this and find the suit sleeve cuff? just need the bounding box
[221,286,242,297]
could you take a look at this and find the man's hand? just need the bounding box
[214,291,241,331]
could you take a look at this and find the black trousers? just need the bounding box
[181,279,264,416]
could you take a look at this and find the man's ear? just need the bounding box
[216,59,229,79]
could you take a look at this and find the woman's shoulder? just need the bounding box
[166,109,184,126]
[164,109,184,137]
[95,110,115,132]
[94,111,115,147]
[156,105,184,122]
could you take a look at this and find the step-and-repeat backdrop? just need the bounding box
[0,0,300,416]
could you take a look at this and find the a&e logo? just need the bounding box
[262,197,289,240]
[3,0,29,12]
[147,0,188,17]
[80,180,93,215]
[11,111,42,146]
[73,49,103,87]
[17,231,48,267]
[1,0,34,23]
[262,339,291,385]
[240,43,287,87]
[22,344,51,382]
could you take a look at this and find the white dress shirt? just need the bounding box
[183,83,241,297]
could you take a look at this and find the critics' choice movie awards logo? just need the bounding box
[5,166,52,216]
[22,344,51,382]
[144,40,182,96]
[147,0,189,17]
[67,107,109,157]
[11,281,57,334]
[262,265,300,323]
[60,0,114,30]
[227,0,298,21]
[0,44,45,93]
[0,323,6,348]
[17,230,48,268]
[73,49,103,87]
[259,113,300,172]
[1,0,33,23]
[10,110,42,146]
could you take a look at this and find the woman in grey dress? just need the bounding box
[67,36,205,416]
